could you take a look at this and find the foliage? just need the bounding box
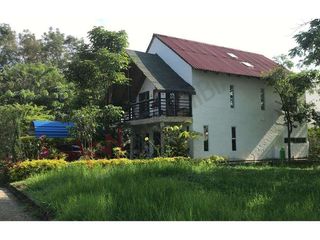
[97,105,124,136]
[0,24,83,69]
[0,104,53,160]
[308,127,320,160]
[290,19,320,67]
[19,136,72,160]
[66,26,129,107]
[18,30,42,63]
[14,161,320,220]
[0,24,18,68]
[9,159,68,182]
[8,157,192,181]
[162,124,200,157]
[113,147,127,158]
[0,160,14,184]
[41,27,83,70]
[0,63,75,117]
[263,56,320,160]
[70,106,101,157]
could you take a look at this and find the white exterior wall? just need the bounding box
[190,70,308,160]
[147,37,193,85]
[135,36,309,160]
[136,77,156,102]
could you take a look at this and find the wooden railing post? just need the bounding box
[189,94,192,116]
[158,92,162,116]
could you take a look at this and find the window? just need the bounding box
[230,85,235,108]
[284,138,307,144]
[241,61,254,68]
[227,52,238,59]
[204,125,209,151]
[260,88,265,110]
[231,127,237,151]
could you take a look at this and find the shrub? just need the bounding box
[10,159,68,182]
[113,147,127,158]
[70,157,189,168]
[162,124,200,157]
[0,160,14,184]
[308,127,320,160]
[20,136,76,160]
[8,156,223,182]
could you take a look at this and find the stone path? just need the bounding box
[0,187,34,221]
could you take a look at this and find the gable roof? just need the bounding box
[147,34,278,78]
[127,49,195,94]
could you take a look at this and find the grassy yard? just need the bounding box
[14,161,320,220]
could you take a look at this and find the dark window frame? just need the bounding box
[260,88,265,110]
[230,85,235,108]
[284,137,307,144]
[204,125,209,151]
[231,126,237,151]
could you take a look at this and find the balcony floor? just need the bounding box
[126,115,192,126]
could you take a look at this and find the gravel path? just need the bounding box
[0,187,34,221]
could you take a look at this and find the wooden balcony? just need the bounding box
[124,93,192,124]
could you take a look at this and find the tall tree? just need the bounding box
[0,24,18,68]
[41,27,83,70]
[290,19,320,66]
[67,26,129,107]
[18,30,42,63]
[263,57,319,161]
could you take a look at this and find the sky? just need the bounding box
[1,0,319,60]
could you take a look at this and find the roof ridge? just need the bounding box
[153,33,266,57]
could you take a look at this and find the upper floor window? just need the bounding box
[230,85,235,108]
[260,88,265,110]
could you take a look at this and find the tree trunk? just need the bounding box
[287,121,292,162]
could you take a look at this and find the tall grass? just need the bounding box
[17,161,320,220]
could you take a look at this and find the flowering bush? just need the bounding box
[10,159,68,182]
[8,156,226,182]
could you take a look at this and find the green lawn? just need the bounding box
[14,161,320,220]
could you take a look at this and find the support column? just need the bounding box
[148,128,154,158]
[160,122,165,156]
[129,130,134,159]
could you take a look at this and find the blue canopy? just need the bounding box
[32,121,74,138]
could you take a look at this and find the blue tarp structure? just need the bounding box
[32,121,74,138]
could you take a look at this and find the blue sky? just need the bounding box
[1,0,319,59]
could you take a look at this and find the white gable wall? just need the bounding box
[190,70,308,160]
[147,37,193,85]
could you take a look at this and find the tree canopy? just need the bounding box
[263,56,320,161]
[290,19,320,67]
[66,26,130,107]
[0,63,75,118]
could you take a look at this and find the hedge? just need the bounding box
[8,155,226,182]
[10,159,68,182]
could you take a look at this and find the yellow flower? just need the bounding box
[144,137,149,142]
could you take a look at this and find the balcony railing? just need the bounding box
[124,95,192,121]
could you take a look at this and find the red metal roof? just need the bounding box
[150,34,278,78]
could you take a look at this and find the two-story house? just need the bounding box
[124,34,308,160]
